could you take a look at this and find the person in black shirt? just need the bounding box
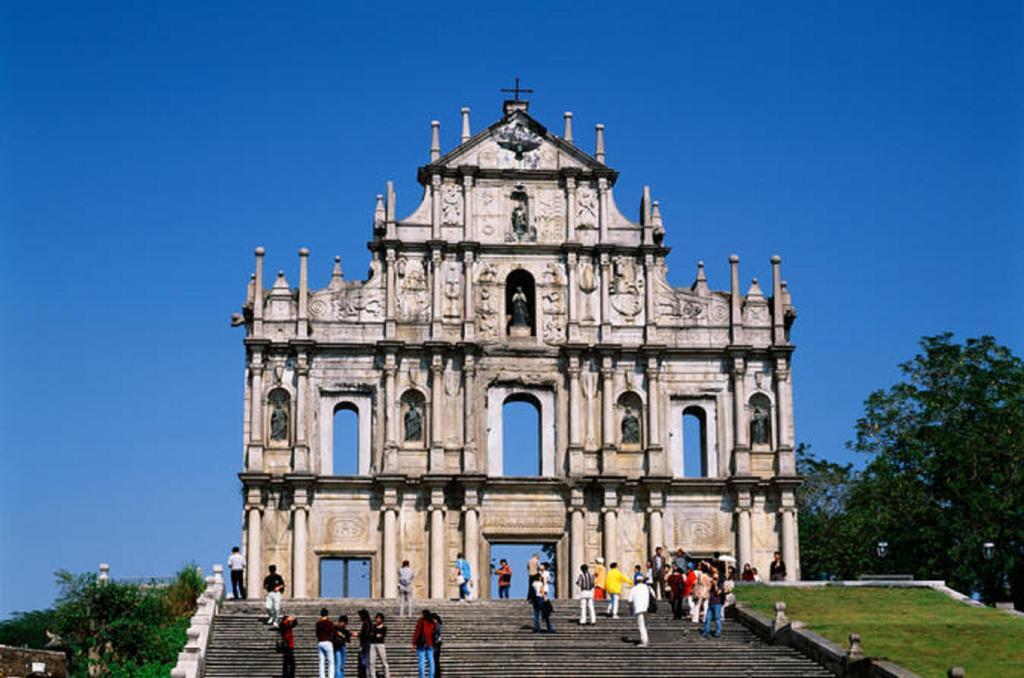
[431,612,444,678]
[278,614,297,678]
[264,565,286,626]
[333,615,352,678]
[356,609,371,678]
[770,551,787,581]
[701,572,724,638]
[368,613,391,678]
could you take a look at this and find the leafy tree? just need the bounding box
[847,334,1024,602]
[0,608,57,648]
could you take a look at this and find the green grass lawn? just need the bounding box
[735,585,1024,678]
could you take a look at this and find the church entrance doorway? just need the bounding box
[319,557,371,598]
[487,541,557,600]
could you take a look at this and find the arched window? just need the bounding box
[682,406,708,478]
[617,392,644,448]
[267,388,291,445]
[502,394,541,476]
[749,394,772,448]
[333,403,359,475]
[401,390,426,445]
[505,269,536,336]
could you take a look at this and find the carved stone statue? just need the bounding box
[512,203,529,241]
[621,407,641,444]
[269,391,289,441]
[750,401,771,445]
[510,286,530,327]
[404,399,423,442]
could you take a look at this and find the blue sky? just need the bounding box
[1,1,1020,616]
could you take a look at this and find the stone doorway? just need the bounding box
[319,557,371,598]
[484,540,558,600]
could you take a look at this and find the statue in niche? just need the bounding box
[750,400,771,446]
[269,390,289,441]
[510,287,530,328]
[621,406,641,445]
[404,398,423,442]
[512,203,529,241]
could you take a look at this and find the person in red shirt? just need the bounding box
[279,615,297,678]
[683,564,698,620]
[316,607,336,678]
[493,559,512,599]
[741,563,755,581]
[411,608,436,678]
[666,566,686,619]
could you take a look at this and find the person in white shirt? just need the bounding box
[227,547,246,599]
[576,564,596,625]
[628,576,652,647]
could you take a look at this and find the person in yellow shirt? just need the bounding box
[604,562,630,618]
[593,557,607,601]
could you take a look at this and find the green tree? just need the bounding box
[848,334,1024,601]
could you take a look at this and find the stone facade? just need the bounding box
[235,99,800,600]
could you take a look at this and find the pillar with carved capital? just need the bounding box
[597,177,609,242]
[463,354,477,472]
[430,174,441,239]
[643,253,656,342]
[462,172,475,241]
[463,250,475,340]
[603,509,618,563]
[384,357,397,448]
[430,501,445,598]
[731,356,749,475]
[463,507,479,594]
[566,251,579,340]
[567,355,583,475]
[648,508,665,558]
[775,356,796,475]
[600,358,616,473]
[564,172,578,240]
[570,507,585,594]
[430,354,445,471]
[382,507,398,597]
[246,506,262,599]
[292,505,308,598]
[430,248,442,337]
[645,357,664,473]
[780,507,797,581]
[248,352,265,470]
[599,252,611,338]
[385,249,397,338]
[737,508,752,568]
[294,355,309,472]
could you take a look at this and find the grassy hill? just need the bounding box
[736,585,1023,678]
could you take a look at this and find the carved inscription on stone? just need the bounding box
[483,510,565,534]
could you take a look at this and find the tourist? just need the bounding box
[278,614,297,678]
[666,566,686,620]
[672,547,688,572]
[683,563,697,618]
[741,563,755,582]
[770,551,787,581]
[604,562,629,618]
[227,546,246,599]
[412,608,436,678]
[431,612,444,678]
[316,607,336,678]
[539,562,552,597]
[691,562,710,624]
[454,552,472,603]
[368,613,391,678]
[702,570,724,638]
[494,559,512,599]
[527,553,540,598]
[593,557,606,601]
[576,563,596,625]
[356,609,371,678]
[723,573,736,612]
[633,563,645,585]
[398,560,415,618]
[531,574,555,633]
[752,567,762,583]
[628,576,652,647]
[333,615,352,678]
[263,564,285,626]
[651,546,666,599]
[727,565,737,582]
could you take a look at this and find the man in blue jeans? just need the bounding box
[702,570,724,638]
[531,575,554,633]
[454,552,472,603]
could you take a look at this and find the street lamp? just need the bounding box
[876,541,889,559]
[982,542,995,561]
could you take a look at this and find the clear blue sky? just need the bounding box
[1,1,1020,617]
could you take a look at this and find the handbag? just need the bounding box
[456,574,465,585]
[648,596,658,614]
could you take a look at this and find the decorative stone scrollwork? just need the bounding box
[475,288,499,340]
[578,259,598,322]
[442,260,462,320]
[576,188,598,229]
[441,183,462,227]
[609,256,644,320]
[492,118,542,159]
[396,257,430,322]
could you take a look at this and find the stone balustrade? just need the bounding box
[170,564,225,678]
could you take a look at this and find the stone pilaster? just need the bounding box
[462,482,481,595]
[775,354,796,475]
[429,352,445,471]
[462,249,475,340]
[253,247,264,336]
[566,351,584,475]
[600,355,617,474]
[385,248,397,339]
[597,176,609,242]
[429,485,446,599]
[566,250,579,340]
[247,347,266,471]
[645,354,665,474]
[430,246,443,337]
[731,354,749,475]
[643,252,657,343]
[601,482,619,562]
[462,352,477,472]
[381,482,400,598]
[599,251,611,338]
[563,170,578,241]
[383,351,398,472]
[569,486,585,595]
[430,173,441,239]
[244,485,264,600]
[291,491,309,599]
[293,350,309,472]
[461,170,475,241]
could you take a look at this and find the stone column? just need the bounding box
[382,506,398,598]
[430,173,441,239]
[737,507,752,569]
[462,354,477,472]
[429,488,446,598]
[731,356,749,475]
[296,248,309,337]
[645,356,663,473]
[566,251,579,340]
[602,509,618,563]
[430,247,442,337]
[253,247,265,336]
[463,506,479,593]
[462,172,475,241]
[248,351,265,470]
[600,356,616,473]
[599,252,611,338]
[564,172,578,240]
[597,176,609,243]
[729,254,743,344]
[463,250,475,340]
[567,353,583,475]
[570,507,585,594]
[385,248,397,339]
[293,353,309,472]
[780,507,797,582]
[383,354,398,471]
[775,356,796,475]
[246,505,262,599]
[643,253,656,342]
[648,508,664,557]
[430,353,444,471]
[292,504,308,599]
[771,255,785,345]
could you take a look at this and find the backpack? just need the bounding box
[648,596,658,614]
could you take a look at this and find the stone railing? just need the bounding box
[170,564,225,678]
[734,600,969,678]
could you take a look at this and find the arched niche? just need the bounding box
[617,391,644,449]
[668,399,719,478]
[332,403,359,475]
[749,392,774,449]
[400,389,427,447]
[505,269,536,337]
[266,388,291,447]
[486,384,555,476]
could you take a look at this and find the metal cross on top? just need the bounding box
[501,77,534,101]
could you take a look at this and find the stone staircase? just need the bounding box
[204,599,833,677]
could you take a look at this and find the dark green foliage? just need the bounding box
[22,564,204,677]
[798,334,1024,605]
[0,608,58,648]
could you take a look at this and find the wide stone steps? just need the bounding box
[204,599,832,677]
